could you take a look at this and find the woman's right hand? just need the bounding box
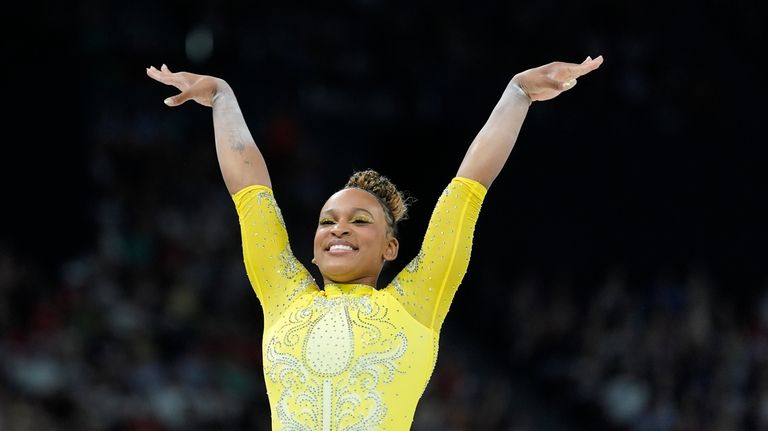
[146,64,228,107]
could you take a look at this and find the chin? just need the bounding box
[321,266,356,282]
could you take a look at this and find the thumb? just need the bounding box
[561,78,577,90]
[163,94,186,107]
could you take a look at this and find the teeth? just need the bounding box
[330,244,353,251]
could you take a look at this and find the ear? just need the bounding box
[382,236,399,262]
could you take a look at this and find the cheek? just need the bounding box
[313,230,325,252]
[361,229,387,251]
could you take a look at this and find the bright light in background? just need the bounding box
[185,25,214,63]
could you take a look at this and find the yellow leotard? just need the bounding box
[233,177,487,430]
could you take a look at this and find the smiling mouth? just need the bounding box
[328,244,355,253]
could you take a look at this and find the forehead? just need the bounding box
[321,188,383,213]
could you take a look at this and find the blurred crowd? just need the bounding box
[498,265,768,431]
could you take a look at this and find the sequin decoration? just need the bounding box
[266,295,408,430]
[279,249,316,302]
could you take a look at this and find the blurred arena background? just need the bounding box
[2,0,767,429]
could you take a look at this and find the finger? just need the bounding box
[587,55,604,69]
[146,66,171,82]
[161,64,171,73]
[146,66,189,94]
[568,57,603,78]
[146,66,170,84]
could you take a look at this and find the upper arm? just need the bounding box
[233,185,319,324]
[384,177,487,330]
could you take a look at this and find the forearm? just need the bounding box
[212,81,271,194]
[456,81,531,189]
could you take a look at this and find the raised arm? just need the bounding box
[146,64,271,194]
[456,55,603,188]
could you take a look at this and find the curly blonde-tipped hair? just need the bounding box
[344,169,414,235]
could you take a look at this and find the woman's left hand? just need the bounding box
[512,55,603,102]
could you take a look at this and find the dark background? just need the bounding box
[3,0,767,430]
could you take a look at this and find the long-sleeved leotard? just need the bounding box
[233,176,487,430]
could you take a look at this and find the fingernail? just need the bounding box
[164,98,173,105]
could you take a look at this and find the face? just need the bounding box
[313,188,399,286]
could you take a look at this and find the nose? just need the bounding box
[330,221,350,237]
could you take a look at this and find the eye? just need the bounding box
[319,218,335,225]
[351,217,372,224]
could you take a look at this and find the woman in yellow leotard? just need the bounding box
[147,55,603,430]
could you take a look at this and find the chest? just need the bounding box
[263,294,433,378]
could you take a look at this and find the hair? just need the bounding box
[344,169,414,236]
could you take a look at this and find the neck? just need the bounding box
[322,274,379,288]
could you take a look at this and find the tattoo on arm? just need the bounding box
[227,129,248,153]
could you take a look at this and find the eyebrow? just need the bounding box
[321,208,375,217]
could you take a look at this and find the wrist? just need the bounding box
[211,79,235,107]
[507,80,532,105]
